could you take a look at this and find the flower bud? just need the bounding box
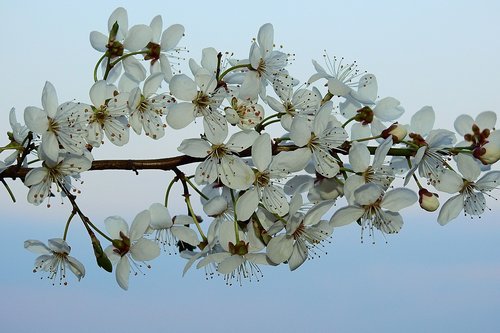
[418,188,440,212]
[473,142,500,165]
[381,122,407,143]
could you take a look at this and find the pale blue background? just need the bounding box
[1,1,499,332]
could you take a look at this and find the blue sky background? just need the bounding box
[1,1,499,332]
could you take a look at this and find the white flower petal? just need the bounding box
[269,148,311,176]
[226,130,259,153]
[165,102,195,129]
[290,116,311,147]
[354,183,384,206]
[161,24,185,50]
[41,132,60,163]
[148,203,173,229]
[67,256,86,281]
[456,153,480,181]
[476,111,496,130]
[435,170,464,194]
[89,31,108,52]
[124,24,152,51]
[330,206,364,227]
[257,23,274,54]
[89,80,109,107]
[129,210,151,241]
[105,216,129,239]
[373,97,404,122]
[349,142,370,172]
[130,238,160,261]
[24,106,48,134]
[303,200,333,226]
[195,158,218,185]
[169,74,198,101]
[24,240,51,254]
[178,138,211,157]
[218,156,255,190]
[266,234,293,264]
[476,171,500,192]
[108,7,128,40]
[41,81,58,118]
[217,255,244,275]
[262,186,289,217]
[171,226,200,246]
[410,106,435,136]
[437,194,464,225]
[116,257,130,290]
[143,72,164,96]
[123,57,147,83]
[356,74,378,102]
[289,242,308,271]
[381,188,418,211]
[236,189,260,221]
[454,114,474,136]
[252,133,272,172]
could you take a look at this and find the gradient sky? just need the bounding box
[1,1,500,332]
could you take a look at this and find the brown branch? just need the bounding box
[0,144,417,181]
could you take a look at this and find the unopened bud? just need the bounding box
[381,123,407,143]
[419,188,440,212]
[91,235,112,272]
[473,142,500,165]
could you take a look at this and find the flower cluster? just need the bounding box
[1,7,498,290]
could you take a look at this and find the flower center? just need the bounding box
[90,106,109,126]
[210,144,229,159]
[255,170,270,187]
[292,222,305,240]
[47,117,60,134]
[193,91,211,110]
[112,231,131,257]
[256,58,266,76]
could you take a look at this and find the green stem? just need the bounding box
[185,196,207,241]
[259,113,280,125]
[110,50,148,67]
[406,157,423,189]
[93,53,107,82]
[63,210,77,241]
[352,135,382,143]
[85,219,113,242]
[164,176,178,207]
[400,140,421,149]
[258,118,282,132]
[1,179,15,203]
[172,167,207,242]
[339,167,355,173]
[230,189,240,243]
[218,63,252,80]
[59,181,113,242]
[342,116,356,128]
[185,177,209,201]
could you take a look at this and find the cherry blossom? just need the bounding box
[24,82,88,163]
[330,184,417,240]
[24,238,85,285]
[104,210,161,290]
[290,101,348,178]
[436,154,500,225]
[178,121,257,190]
